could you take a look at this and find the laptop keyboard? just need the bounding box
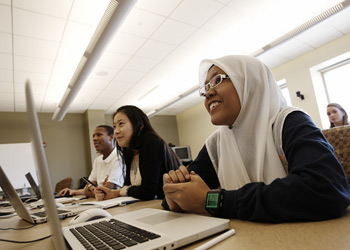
[69,218,161,250]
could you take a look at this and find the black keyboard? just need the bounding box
[69,218,161,249]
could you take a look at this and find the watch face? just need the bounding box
[206,192,219,208]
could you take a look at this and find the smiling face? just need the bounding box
[204,65,241,126]
[327,106,345,127]
[92,127,114,155]
[113,111,134,148]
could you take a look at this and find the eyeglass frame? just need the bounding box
[199,74,230,97]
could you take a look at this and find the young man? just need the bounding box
[57,125,125,198]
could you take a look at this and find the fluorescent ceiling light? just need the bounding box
[52,0,137,122]
[252,0,350,57]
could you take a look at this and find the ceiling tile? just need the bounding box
[0,82,12,92]
[14,71,49,85]
[13,8,66,42]
[113,69,145,83]
[107,32,146,54]
[170,0,224,27]
[13,0,72,19]
[0,53,12,70]
[0,69,12,82]
[135,0,182,16]
[119,8,165,38]
[14,35,59,59]
[124,56,159,72]
[136,39,176,61]
[151,19,197,45]
[105,79,135,92]
[95,51,131,69]
[0,33,12,54]
[14,55,53,73]
[0,0,10,5]
[0,5,11,33]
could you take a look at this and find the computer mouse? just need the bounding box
[69,208,112,226]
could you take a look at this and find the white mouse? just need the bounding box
[69,208,112,226]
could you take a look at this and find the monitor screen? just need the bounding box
[172,146,192,162]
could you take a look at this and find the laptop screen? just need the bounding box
[25,80,67,250]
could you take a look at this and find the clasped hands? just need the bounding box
[163,166,210,215]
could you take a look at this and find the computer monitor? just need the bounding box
[171,146,192,163]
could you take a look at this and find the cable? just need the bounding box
[0,224,35,230]
[0,234,51,243]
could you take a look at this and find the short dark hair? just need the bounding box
[96,125,114,135]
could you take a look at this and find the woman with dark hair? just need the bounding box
[96,105,180,201]
[327,103,349,128]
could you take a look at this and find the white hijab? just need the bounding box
[200,55,298,190]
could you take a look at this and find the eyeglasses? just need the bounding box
[199,74,230,97]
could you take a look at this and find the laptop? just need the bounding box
[25,172,41,199]
[26,171,75,202]
[25,80,231,249]
[0,166,97,224]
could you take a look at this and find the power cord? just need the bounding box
[0,224,35,230]
[0,234,51,243]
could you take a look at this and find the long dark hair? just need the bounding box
[113,105,180,172]
[327,103,349,128]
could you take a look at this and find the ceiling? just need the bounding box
[1,0,349,119]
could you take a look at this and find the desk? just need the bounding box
[0,200,349,250]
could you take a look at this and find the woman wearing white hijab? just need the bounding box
[163,55,350,222]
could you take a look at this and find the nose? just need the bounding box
[205,87,216,98]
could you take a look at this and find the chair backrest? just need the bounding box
[55,177,73,193]
[322,126,350,184]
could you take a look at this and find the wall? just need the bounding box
[149,115,179,146]
[176,34,350,158]
[176,103,217,160]
[0,112,90,189]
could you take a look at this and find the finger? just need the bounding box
[175,169,186,182]
[163,182,183,193]
[163,173,171,184]
[179,166,191,181]
[167,170,180,183]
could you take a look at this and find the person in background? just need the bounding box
[57,125,125,198]
[327,103,349,128]
[95,105,181,201]
[162,55,350,223]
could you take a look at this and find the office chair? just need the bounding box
[322,125,350,184]
[55,177,74,193]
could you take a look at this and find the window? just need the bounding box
[322,60,350,108]
[277,79,292,106]
[310,52,350,129]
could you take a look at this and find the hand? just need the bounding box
[163,171,210,215]
[119,185,129,196]
[103,175,109,186]
[57,188,73,196]
[163,173,183,212]
[95,186,120,201]
[167,165,191,183]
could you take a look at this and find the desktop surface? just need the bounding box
[0,199,349,250]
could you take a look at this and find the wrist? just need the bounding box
[205,189,225,217]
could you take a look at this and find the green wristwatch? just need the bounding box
[205,189,225,217]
